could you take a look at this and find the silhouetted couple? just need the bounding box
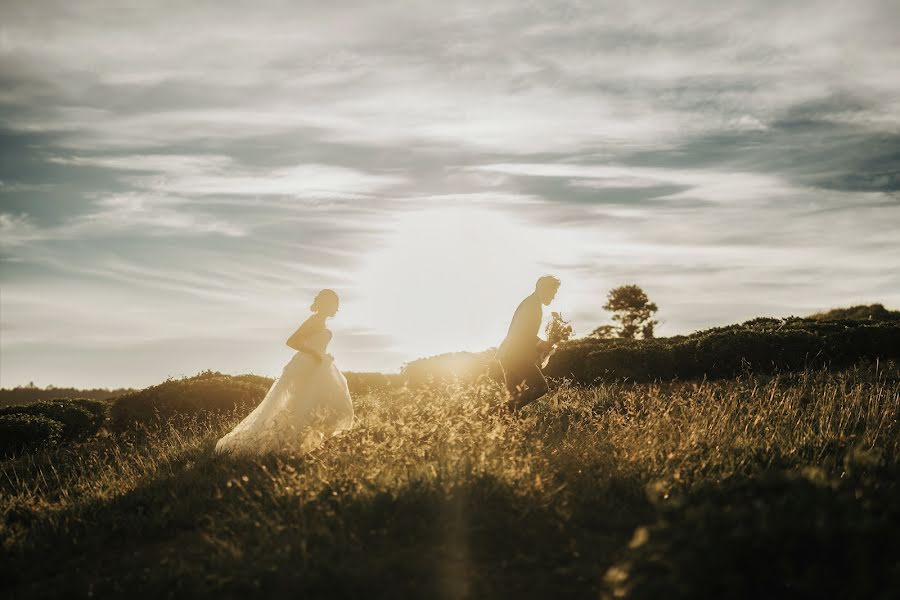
[215,277,561,455]
[497,275,560,413]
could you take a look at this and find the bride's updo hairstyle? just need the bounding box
[310,289,340,316]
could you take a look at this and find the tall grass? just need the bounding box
[2,364,898,598]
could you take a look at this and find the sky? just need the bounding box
[1,0,899,389]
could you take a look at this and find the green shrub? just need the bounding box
[66,398,110,429]
[110,371,271,431]
[0,413,64,456]
[0,399,100,441]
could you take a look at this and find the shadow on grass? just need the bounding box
[603,461,900,600]
[2,448,652,600]
[7,444,899,599]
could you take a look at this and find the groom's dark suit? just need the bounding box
[498,292,549,410]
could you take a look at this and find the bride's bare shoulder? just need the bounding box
[297,314,326,334]
[287,314,325,344]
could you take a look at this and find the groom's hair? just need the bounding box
[536,275,561,293]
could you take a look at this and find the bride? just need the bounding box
[215,289,354,455]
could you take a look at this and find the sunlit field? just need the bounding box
[2,365,899,599]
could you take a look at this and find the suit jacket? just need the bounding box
[499,293,542,364]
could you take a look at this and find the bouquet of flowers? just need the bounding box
[540,312,574,368]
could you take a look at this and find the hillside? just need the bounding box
[1,364,898,598]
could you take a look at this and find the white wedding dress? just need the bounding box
[215,329,353,454]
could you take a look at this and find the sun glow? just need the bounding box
[351,205,581,361]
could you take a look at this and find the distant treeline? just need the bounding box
[404,305,900,386]
[0,386,134,408]
[0,373,408,409]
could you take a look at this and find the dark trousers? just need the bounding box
[500,356,549,411]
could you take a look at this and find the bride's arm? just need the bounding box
[286,316,324,362]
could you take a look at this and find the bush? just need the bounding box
[0,399,101,442]
[111,371,271,431]
[0,413,64,456]
[66,398,110,429]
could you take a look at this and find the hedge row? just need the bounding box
[547,319,900,383]
[403,317,900,385]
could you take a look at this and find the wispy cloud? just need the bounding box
[469,163,801,203]
[50,153,407,197]
[1,0,898,386]
[0,194,247,243]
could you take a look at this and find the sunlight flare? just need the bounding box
[351,206,581,358]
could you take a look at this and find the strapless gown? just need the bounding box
[215,329,353,454]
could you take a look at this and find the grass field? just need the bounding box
[2,364,899,599]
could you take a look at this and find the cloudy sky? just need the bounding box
[1,1,898,388]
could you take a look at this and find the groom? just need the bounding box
[497,275,560,412]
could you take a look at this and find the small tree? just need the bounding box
[590,324,617,339]
[601,284,659,339]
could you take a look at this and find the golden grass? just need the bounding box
[1,364,898,598]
